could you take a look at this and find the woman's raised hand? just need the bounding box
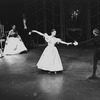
[29,32,31,35]
[30,30,44,36]
[29,30,37,35]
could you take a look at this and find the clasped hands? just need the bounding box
[70,41,78,46]
[73,41,78,46]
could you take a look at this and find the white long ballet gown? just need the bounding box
[4,36,27,55]
[37,34,63,72]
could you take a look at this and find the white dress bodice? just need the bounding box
[44,34,61,46]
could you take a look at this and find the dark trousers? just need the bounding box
[21,29,30,50]
[92,48,100,75]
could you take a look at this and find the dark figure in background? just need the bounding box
[0,21,4,38]
[0,21,4,57]
[21,14,30,51]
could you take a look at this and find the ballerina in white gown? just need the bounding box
[4,25,27,55]
[29,29,78,73]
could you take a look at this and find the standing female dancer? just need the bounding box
[29,29,78,74]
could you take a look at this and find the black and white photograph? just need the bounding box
[0,0,100,100]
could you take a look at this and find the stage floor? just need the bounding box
[0,45,100,100]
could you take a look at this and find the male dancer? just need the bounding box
[88,28,100,79]
[79,28,100,79]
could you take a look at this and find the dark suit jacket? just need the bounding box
[79,35,100,48]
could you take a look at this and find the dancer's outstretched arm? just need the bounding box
[59,40,72,45]
[59,39,78,46]
[29,30,45,37]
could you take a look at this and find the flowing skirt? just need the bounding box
[37,45,63,71]
[4,37,27,55]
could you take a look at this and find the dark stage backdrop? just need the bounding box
[0,0,96,45]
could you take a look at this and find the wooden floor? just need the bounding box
[0,45,100,100]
